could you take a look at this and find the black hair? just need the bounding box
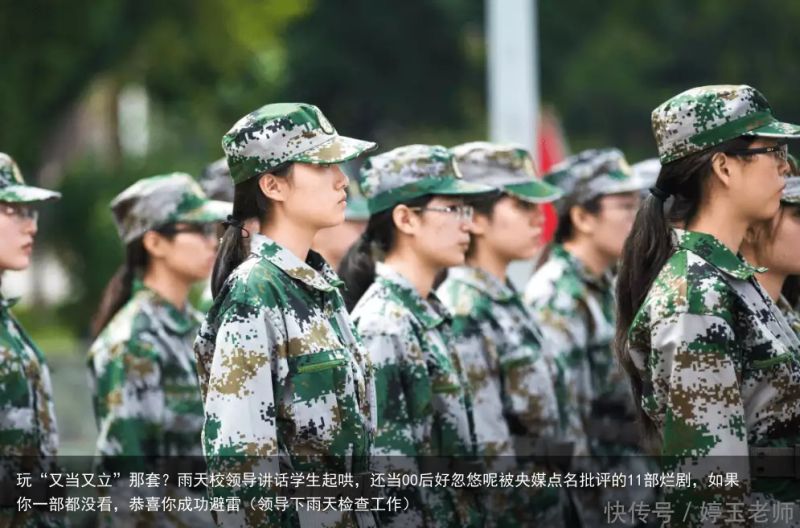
[614,136,756,450]
[338,194,434,311]
[211,163,293,298]
[553,196,603,244]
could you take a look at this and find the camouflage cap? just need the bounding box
[450,141,562,204]
[110,173,232,243]
[544,148,647,215]
[652,84,800,164]
[344,181,370,221]
[782,177,800,205]
[198,157,233,202]
[0,152,61,203]
[631,158,661,191]
[359,144,494,214]
[222,102,377,185]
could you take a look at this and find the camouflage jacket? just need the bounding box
[524,244,633,456]
[194,233,375,528]
[777,295,800,340]
[628,230,800,516]
[88,282,204,458]
[352,263,481,528]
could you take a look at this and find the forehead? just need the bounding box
[428,195,464,206]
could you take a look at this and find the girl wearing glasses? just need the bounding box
[88,173,229,466]
[339,144,493,528]
[616,85,800,522]
[0,153,62,527]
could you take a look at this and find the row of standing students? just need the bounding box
[2,85,800,528]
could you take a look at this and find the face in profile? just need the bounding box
[0,202,39,272]
[278,163,350,231]
[407,195,473,269]
[471,195,545,263]
[146,223,220,283]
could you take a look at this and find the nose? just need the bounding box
[23,217,38,237]
[333,165,348,190]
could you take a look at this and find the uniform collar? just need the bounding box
[674,228,765,280]
[446,266,515,302]
[250,232,343,292]
[551,243,612,289]
[0,295,20,311]
[132,279,200,336]
[375,262,448,329]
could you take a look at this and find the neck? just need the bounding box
[384,248,438,299]
[261,217,316,263]
[466,244,509,283]
[143,266,191,311]
[755,270,787,302]
[687,204,749,255]
[562,238,612,278]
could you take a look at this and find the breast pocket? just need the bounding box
[287,349,349,453]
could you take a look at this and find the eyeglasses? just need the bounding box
[725,143,788,163]
[0,203,39,223]
[409,205,474,222]
[156,223,218,239]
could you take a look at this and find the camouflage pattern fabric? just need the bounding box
[351,262,483,528]
[222,102,376,185]
[194,233,376,528]
[651,84,800,164]
[359,144,493,214]
[777,296,800,341]
[199,158,234,202]
[782,176,800,205]
[0,295,62,527]
[110,173,231,244]
[627,229,800,525]
[0,152,61,203]
[438,266,564,528]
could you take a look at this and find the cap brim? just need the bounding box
[427,178,496,196]
[781,177,800,204]
[344,197,371,221]
[746,120,800,139]
[504,180,564,204]
[177,199,232,223]
[295,135,378,165]
[0,185,61,203]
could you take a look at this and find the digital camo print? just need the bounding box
[651,84,800,164]
[437,266,563,528]
[199,157,234,202]
[222,102,376,185]
[359,144,492,214]
[524,244,651,525]
[782,176,800,205]
[0,152,61,203]
[351,262,483,528]
[110,173,231,244]
[0,295,61,527]
[777,296,800,341]
[194,233,376,528]
[627,229,800,525]
[543,148,647,215]
[450,142,562,203]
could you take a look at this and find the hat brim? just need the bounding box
[176,199,232,224]
[344,197,371,221]
[367,178,495,214]
[0,185,61,204]
[504,180,564,204]
[745,120,800,139]
[428,178,496,197]
[295,135,378,165]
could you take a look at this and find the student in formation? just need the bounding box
[615,84,800,524]
[193,102,378,528]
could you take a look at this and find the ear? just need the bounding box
[142,230,169,259]
[709,152,733,189]
[391,204,420,236]
[569,204,596,236]
[258,173,288,202]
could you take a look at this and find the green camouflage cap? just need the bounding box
[110,172,232,243]
[0,152,61,203]
[344,181,370,221]
[450,141,563,204]
[652,84,800,164]
[544,148,647,215]
[782,177,800,205]
[222,102,377,185]
[199,157,233,202]
[359,144,494,214]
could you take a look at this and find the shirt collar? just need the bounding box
[551,243,613,289]
[446,266,516,302]
[674,228,765,280]
[250,233,343,292]
[375,262,448,329]
[0,295,20,312]
[132,279,201,336]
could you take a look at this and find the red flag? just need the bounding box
[536,107,568,243]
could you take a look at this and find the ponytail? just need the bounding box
[339,194,434,311]
[91,240,148,338]
[615,135,756,449]
[211,163,292,298]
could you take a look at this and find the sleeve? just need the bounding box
[650,310,749,523]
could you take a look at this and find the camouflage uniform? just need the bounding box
[194,103,378,528]
[524,149,650,526]
[439,142,565,527]
[627,85,800,526]
[0,153,62,527]
[777,177,800,339]
[352,145,492,528]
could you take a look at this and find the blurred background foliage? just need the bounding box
[3,0,800,341]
